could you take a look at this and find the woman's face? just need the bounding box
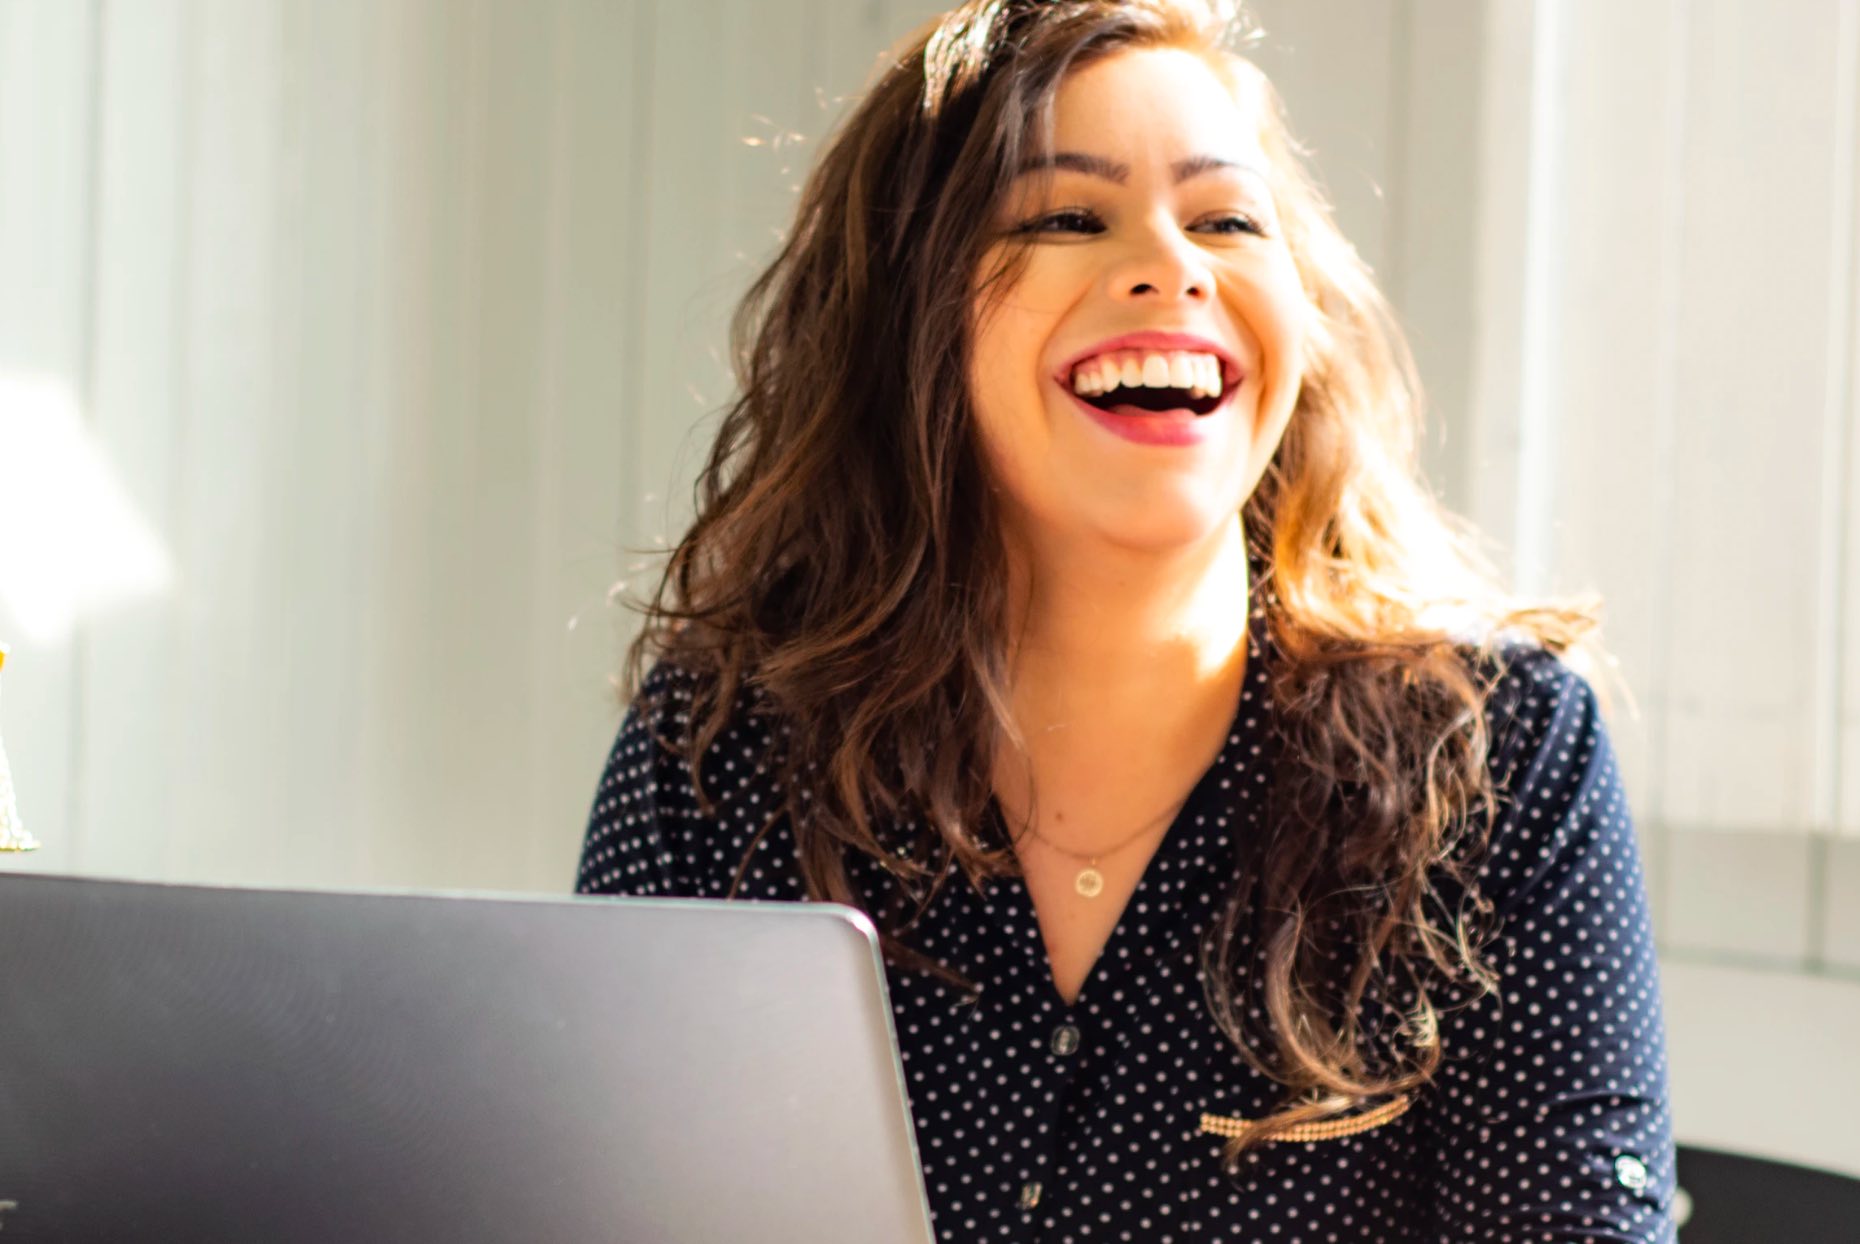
[968,46,1310,558]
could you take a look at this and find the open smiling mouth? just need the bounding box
[1066,350,1233,417]
[1078,384,1224,416]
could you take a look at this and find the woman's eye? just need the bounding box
[1195,214,1266,237]
[1010,209,1266,239]
[1015,209,1105,235]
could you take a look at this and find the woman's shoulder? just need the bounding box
[578,658,792,898]
[621,656,779,745]
[619,658,787,809]
[1404,611,1600,757]
[1470,636,1607,782]
[1457,635,1634,922]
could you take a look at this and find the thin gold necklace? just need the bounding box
[1023,798,1186,898]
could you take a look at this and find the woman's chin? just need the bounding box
[1077,502,1244,557]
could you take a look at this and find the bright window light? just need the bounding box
[0,373,172,643]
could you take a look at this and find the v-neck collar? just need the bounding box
[978,601,1278,1016]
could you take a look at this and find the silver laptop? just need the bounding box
[0,871,936,1243]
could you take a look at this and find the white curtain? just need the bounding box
[0,0,928,891]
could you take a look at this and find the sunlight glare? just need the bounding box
[0,373,173,643]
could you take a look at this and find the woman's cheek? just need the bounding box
[965,320,1045,500]
[1254,267,1312,426]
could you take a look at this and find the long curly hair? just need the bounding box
[620,0,1607,1162]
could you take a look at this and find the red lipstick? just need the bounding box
[1052,330,1245,448]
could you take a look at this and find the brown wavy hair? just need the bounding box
[620,0,1608,1162]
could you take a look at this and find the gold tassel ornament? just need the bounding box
[0,642,39,853]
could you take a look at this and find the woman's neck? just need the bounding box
[1000,515,1252,749]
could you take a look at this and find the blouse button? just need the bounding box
[1050,1024,1081,1057]
[1613,1153,1649,1192]
[1019,1181,1043,1210]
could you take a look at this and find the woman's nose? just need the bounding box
[1107,228,1214,303]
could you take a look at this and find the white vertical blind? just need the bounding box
[1475,0,1860,842]
[0,0,97,877]
[1658,0,1852,838]
[0,0,960,893]
[1837,2,1860,838]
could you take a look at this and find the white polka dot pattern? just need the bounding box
[576,617,1678,1242]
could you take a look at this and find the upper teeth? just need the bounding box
[1070,350,1225,399]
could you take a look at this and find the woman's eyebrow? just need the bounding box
[1016,151,1271,187]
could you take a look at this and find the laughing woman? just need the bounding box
[576,1,1677,1239]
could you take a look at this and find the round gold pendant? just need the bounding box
[1074,867,1104,898]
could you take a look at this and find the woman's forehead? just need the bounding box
[1038,47,1269,169]
[1009,149,1276,204]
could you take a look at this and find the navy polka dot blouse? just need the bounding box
[576,610,1678,1242]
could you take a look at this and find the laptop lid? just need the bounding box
[0,872,936,1244]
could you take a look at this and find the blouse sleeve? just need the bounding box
[573,664,691,898]
[1421,647,1678,1241]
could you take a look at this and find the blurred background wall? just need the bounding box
[2,0,1857,1182]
